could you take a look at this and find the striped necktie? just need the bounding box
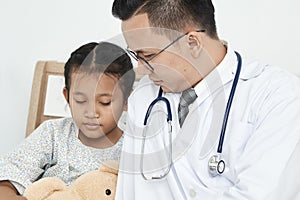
[178,88,198,127]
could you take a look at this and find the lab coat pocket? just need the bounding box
[225,120,254,165]
[189,120,254,190]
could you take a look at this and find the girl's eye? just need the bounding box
[75,100,86,104]
[100,101,111,106]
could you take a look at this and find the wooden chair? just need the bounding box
[26,61,66,137]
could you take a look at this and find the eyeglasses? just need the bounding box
[125,29,205,71]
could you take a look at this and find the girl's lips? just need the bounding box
[84,123,100,130]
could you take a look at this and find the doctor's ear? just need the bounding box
[187,32,202,58]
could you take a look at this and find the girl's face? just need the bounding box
[63,72,125,148]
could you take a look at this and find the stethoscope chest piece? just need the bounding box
[208,154,225,177]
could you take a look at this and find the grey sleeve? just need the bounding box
[0,121,54,194]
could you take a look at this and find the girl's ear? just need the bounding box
[187,31,203,58]
[63,87,69,103]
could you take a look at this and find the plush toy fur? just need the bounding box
[23,161,118,200]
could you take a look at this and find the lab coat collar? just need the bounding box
[191,42,267,158]
[193,42,266,104]
[193,42,234,105]
[218,41,266,81]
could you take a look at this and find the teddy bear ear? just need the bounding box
[99,160,119,175]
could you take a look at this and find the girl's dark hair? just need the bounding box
[64,41,135,100]
[112,0,218,39]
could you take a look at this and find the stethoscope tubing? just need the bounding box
[143,88,172,125]
[141,87,173,180]
[217,51,242,153]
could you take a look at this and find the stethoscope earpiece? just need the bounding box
[208,154,225,177]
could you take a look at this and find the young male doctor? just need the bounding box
[112,0,300,199]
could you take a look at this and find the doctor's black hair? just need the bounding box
[64,41,135,101]
[112,0,218,39]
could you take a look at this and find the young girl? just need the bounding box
[0,41,135,199]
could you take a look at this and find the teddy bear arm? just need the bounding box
[23,177,68,200]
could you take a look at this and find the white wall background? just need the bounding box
[0,0,299,155]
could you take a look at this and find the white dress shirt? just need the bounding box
[115,45,300,200]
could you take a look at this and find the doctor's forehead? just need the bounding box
[122,20,181,50]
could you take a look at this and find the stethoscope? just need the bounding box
[140,51,242,180]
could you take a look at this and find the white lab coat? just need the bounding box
[265,138,300,200]
[115,46,300,200]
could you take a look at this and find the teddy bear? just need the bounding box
[23,161,118,200]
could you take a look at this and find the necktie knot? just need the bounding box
[178,88,197,127]
[179,88,197,107]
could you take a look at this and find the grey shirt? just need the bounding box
[0,117,123,194]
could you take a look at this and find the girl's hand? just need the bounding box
[0,181,27,200]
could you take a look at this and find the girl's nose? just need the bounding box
[84,104,100,118]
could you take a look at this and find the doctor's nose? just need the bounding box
[136,60,153,75]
